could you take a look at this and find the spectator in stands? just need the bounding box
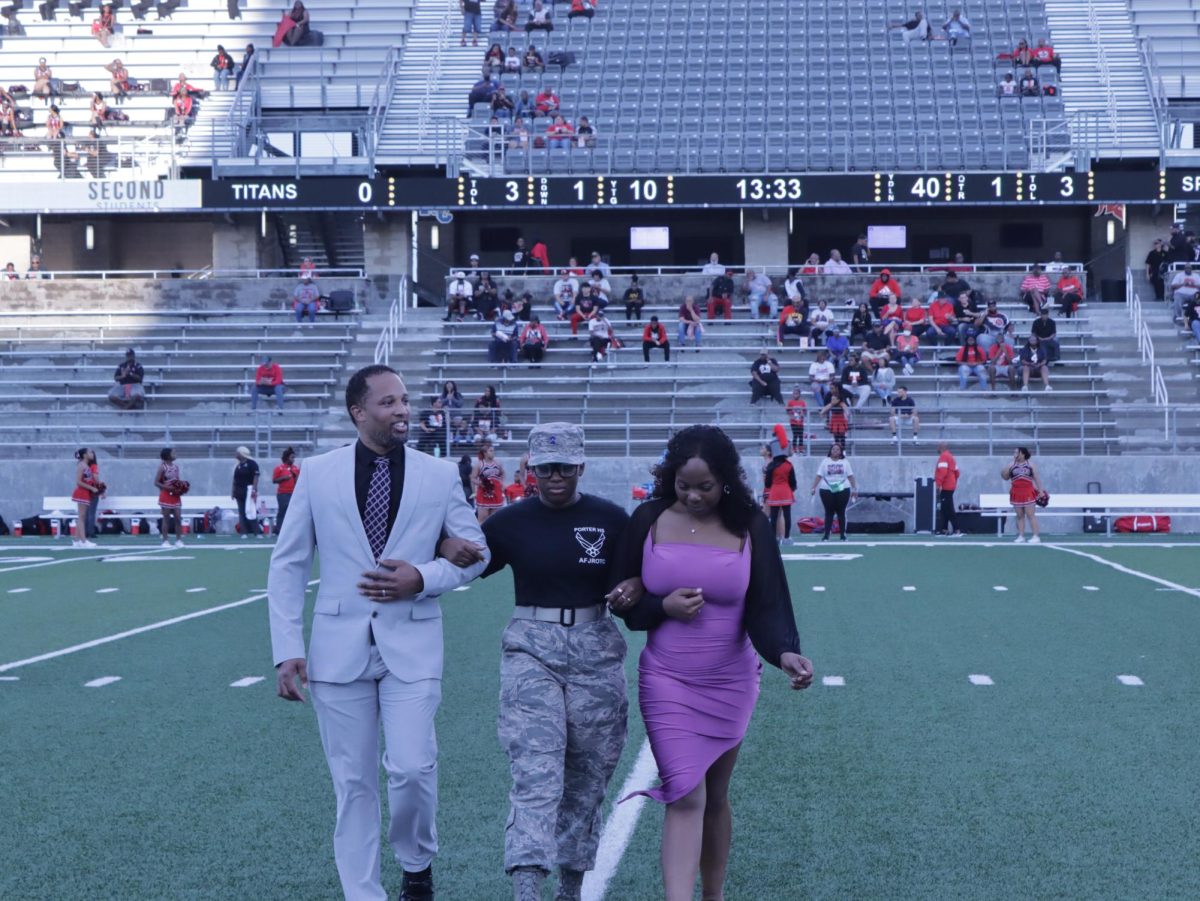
[575,116,596,148]
[278,0,311,46]
[171,74,200,125]
[1145,238,1167,302]
[568,0,595,19]
[784,268,808,304]
[511,87,535,120]
[840,353,871,409]
[743,268,771,308]
[293,274,320,323]
[235,44,255,88]
[871,361,896,404]
[940,269,972,303]
[1033,38,1059,71]
[522,45,544,71]
[446,270,474,321]
[707,268,735,320]
[956,334,988,390]
[586,250,611,280]
[809,299,836,345]
[570,285,599,335]
[525,0,552,32]
[1030,308,1060,366]
[1186,296,1200,344]
[868,269,902,316]
[211,45,235,91]
[1019,264,1052,314]
[678,294,703,350]
[926,291,957,345]
[750,350,783,405]
[3,263,17,280]
[800,253,822,275]
[889,9,933,43]
[298,256,317,279]
[878,295,904,343]
[439,380,465,410]
[987,323,1018,390]
[1013,39,1033,66]
[250,355,286,413]
[622,274,645,322]
[642,315,669,362]
[849,302,873,344]
[863,322,891,369]
[489,310,519,363]
[503,46,520,73]
[0,89,21,138]
[753,283,780,322]
[1170,263,1200,322]
[1020,334,1052,391]
[490,85,514,120]
[1019,68,1039,97]
[941,8,970,45]
[809,349,835,406]
[587,271,611,306]
[108,348,145,410]
[89,93,108,131]
[551,268,576,307]
[34,59,54,104]
[587,309,618,363]
[902,296,929,340]
[701,252,725,276]
[976,300,1009,353]
[529,238,550,271]
[889,385,919,442]
[825,326,850,372]
[779,298,810,347]
[25,256,46,279]
[476,384,501,418]
[45,104,64,140]
[417,398,446,456]
[825,248,852,274]
[953,289,980,340]
[894,325,921,375]
[461,0,483,47]
[852,235,871,269]
[92,2,115,47]
[534,86,560,119]
[519,314,549,364]
[997,72,1017,97]
[491,0,517,32]
[483,42,505,72]
[1044,250,1067,275]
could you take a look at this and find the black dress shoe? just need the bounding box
[398,866,434,901]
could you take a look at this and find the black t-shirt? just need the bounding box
[462,1,481,13]
[752,358,780,383]
[233,458,260,490]
[841,364,869,387]
[941,277,971,297]
[891,395,916,414]
[482,494,629,609]
[1031,317,1057,339]
[711,274,734,298]
[1145,249,1166,275]
[623,286,644,304]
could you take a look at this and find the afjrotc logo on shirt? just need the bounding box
[574,527,607,564]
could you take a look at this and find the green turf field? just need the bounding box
[2,536,1199,901]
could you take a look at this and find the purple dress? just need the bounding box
[626,532,762,804]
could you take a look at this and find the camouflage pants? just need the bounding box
[498,615,628,873]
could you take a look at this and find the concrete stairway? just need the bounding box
[178,92,239,165]
[375,0,479,165]
[1045,0,1162,158]
[1128,0,1200,98]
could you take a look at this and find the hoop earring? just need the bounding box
[723,485,732,495]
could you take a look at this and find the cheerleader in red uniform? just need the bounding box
[516,451,540,498]
[71,448,101,548]
[764,426,797,541]
[471,440,505,524]
[154,447,188,548]
[1001,446,1046,544]
[819,384,851,451]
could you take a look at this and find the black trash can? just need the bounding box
[914,477,935,533]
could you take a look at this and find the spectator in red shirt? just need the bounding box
[868,269,903,316]
[786,386,807,454]
[546,114,574,149]
[1032,38,1059,72]
[642,315,669,362]
[503,479,525,504]
[568,0,595,19]
[534,87,559,118]
[987,323,1018,390]
[1019,264,1052,314]
[902,296,929,339]
[707,268,735,320]
[956,335,988,390]
[934,443,962,536]
[171,73,199,122]
[1055,271,1083,318]
[926,291,957,345]
[1013,38,1033,66]
[519,313,549,364]
[272,447,300,532]
[529,238,550,271]
[250,355,285,412]
[298,256,318,279]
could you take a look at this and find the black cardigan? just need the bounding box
[614,498,802,668]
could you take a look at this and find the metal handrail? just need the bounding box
[441,262,1086,279]
[374,275,411,366]
[1126,267,1169,407]
[0,131,177,179]
[1137,35,1170,162]
[416,0,457,155]
[365,45,401,168]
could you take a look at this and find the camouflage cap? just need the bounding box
[527,422,585,466]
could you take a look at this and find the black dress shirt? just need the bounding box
[354,440,406,534]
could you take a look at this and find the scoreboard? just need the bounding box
[199,169,1200,211]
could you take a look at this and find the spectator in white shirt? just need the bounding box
[588,272,612,306]
[871,362,896,404]
[587,310,616,362]
[809,299,836,344]
[998,73,1017,96]
[824,250,852,275]
[585,251,611,280]
[701,252,725,276]
[1044,250,1067,274]
[809,349,836,406]
[1170,263,1200,322]
[552,269,579,302]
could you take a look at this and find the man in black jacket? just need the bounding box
[1030,308,1060,366]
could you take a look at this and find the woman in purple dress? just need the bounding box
[612,425,813,901]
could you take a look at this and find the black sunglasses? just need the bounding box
[532,463,580,478]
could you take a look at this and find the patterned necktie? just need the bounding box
[363,455,390,562]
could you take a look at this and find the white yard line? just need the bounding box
[84,676,122,688]
[1048,545,1200,601]
[0,676,19,681]
[582,739,657,901]
[811,586,826,592]
[230,676,265,688]
[822,675,846,686]
[95,588,119,594]
[0,547,173,574]
[968,674,994,685]
[0,580,318,673]
[186,587,207,593]
[1117,674,1144,686]
[7,588,31,594]
[993,586,1008,592]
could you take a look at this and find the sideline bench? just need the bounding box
[41,494,278,533]
[978,493,1200,535]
